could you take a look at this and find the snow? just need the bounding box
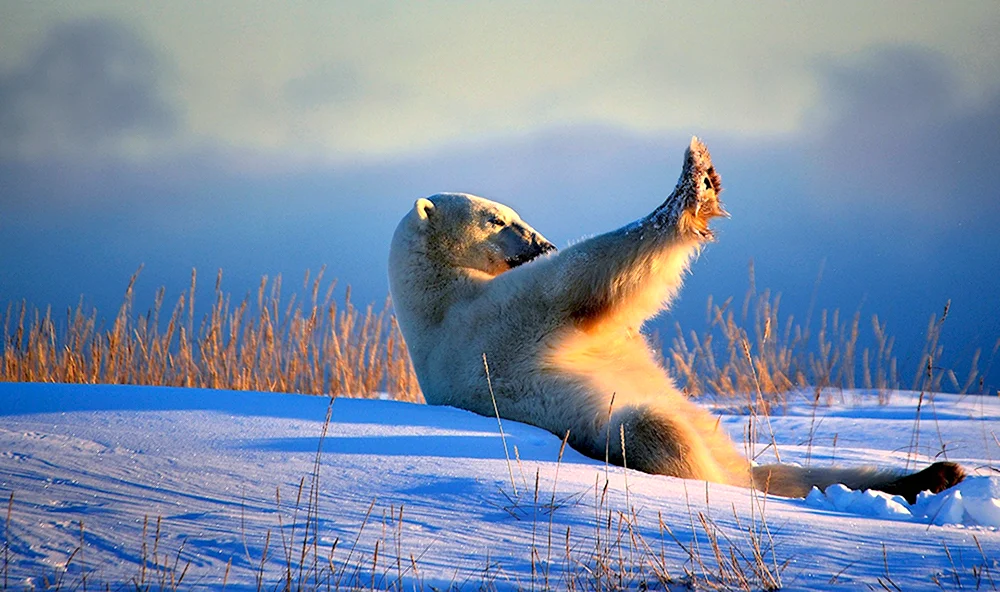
[1,382,999,590]
[805,478,1000,526]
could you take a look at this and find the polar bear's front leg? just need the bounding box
[544,137,727,330]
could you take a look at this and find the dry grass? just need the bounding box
[2,267,994,406]
[1,268,420,402]
[663,268,994,403]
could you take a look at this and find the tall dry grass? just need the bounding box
[1,268,421,402]
[2,267,994,403]
[663,268,995,402]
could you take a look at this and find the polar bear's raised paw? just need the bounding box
[657,137,727,239]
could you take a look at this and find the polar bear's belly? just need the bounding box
[544,327,678,407]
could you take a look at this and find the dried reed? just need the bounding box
[0,268,421,402]
[3,266,991,405]
[663,276,990,403]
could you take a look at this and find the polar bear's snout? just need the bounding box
[499,224,556,268]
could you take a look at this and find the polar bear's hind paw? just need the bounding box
[880,461,967,504]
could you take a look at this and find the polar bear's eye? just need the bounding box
[487,216,506,228]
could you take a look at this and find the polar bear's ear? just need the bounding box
[414,198,435,222]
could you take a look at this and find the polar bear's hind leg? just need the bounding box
[752,461,966,502]
[609,405,731,483]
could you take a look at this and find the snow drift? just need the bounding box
[1,382,998,590]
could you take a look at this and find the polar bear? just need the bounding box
[388,138,964,501]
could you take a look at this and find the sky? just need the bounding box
[1,1,999,390]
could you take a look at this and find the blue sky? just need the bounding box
[2,2,999,390]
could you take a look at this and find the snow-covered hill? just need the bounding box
[1,382,998,590]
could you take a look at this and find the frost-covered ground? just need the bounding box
[1,382,998,590]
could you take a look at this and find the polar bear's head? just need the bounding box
[400,193,556,277]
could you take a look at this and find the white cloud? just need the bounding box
[0,19,177,161]
[1,2,998,160]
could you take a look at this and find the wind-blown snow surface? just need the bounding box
[1,383,998,590]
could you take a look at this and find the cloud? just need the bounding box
[0,19,178,161]
[283,63,362,108]
[804,46,1000,226]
